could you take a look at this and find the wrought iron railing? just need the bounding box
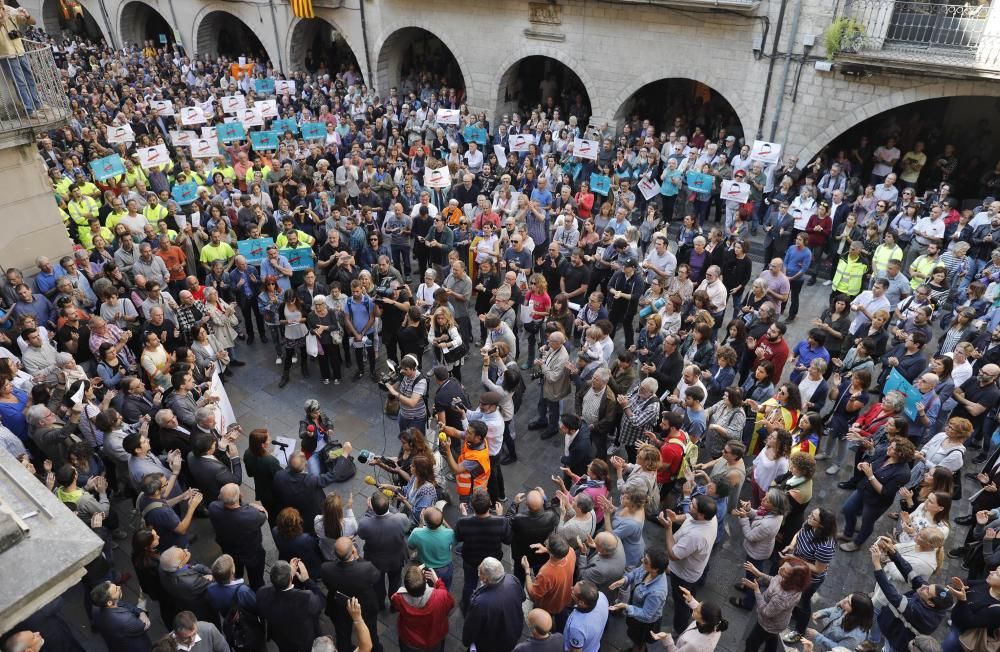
[839,0,1000,70]
[0,39,71,138]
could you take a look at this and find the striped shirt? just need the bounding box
[794,525,835,586]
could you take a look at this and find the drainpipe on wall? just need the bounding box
[96,0,116,48]
[768,0,803,142]
[358,0,373,86]
[756,0,787,139]
[267,0,285,73]
[165,0,184,53]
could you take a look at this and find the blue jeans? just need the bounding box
[841,490,884,545]
[0,55,40,114]
[307,453,323,476]
[398,415,426,435]
[433,562,454,590]
[390,244,412,276]
[941,626,963,652]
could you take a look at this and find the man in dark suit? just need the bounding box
[645,335,683,399]
[152,408,193,457]
[228,255,266,345]
[89,581,152,652]
[971,324,1000,374]
[574,367,620,461]
[119,376,161,424]
[207,483,268,590]
[273,449,347,526]
[506,489,560,590]
[356,492,410,610]
[186,432,242,503]
[559,414,592,478]
[257,560,325,652]
[157,547,214,623]
[320,536,382,652]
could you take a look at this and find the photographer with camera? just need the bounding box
[527,330,572,441]
[0,3,40,120]
[375,279,410,365]
[385,354,428,434]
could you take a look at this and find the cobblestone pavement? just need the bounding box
[62,252,967,652]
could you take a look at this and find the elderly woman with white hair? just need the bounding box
[306,295,343,385]
[414,268,440,316]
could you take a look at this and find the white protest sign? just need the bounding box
[509,133,532,153]
[573,137,599,161]
[191,138,220,158]
[201,126,218,140]
[636,177,661,200]
[254,100,278,119]
[424,166,452,189]
[169,130,197,146]
[274,79,296,95]
[494,144,507,169]
[221,95,247,113]
[721,179,751,203]
[149,100,174,116]
[750,139,782,165]
[240,107,264,128]
[199,100,215,115]
[137,144,169,169]
[209,371,237,431]
[435,108,460,125]
[190,211,202,228]
[107,124,134,144]
[180,106,207,125]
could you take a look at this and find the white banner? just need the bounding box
[508,133,532,153]
[721,179,751,203]
[180,106,207,125]
[573,137,599,161]
[274,79,296,95]
[494,144,507,169]
[221,95,247,113]
[254,99,278,119]
[424,166,452,189]
[191,138,221,159]
[107,124,134,144]
[149,100,174,116]
[137,144,170,169]
[750,139,782,165]
[636,177,661,200]
[435,108,460,125]
[209,371,237,432]
[240,107,264,128]
[169,130,197,146]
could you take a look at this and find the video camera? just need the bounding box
[376,359,400,392]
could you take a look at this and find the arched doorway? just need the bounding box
[119,1,172,49]
[376,27,466,99]
[288,18,361,77]
[496,55,591,127]
[40,0,105,40]
[614,78,743,143]
[808,95,1000,202]
[196,10,269,62]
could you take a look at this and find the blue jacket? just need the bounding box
[875,552,949,651]
[91,604,152,652]
[463,574,526,652]
[560,421,592,476]
[621,566,669,623]
[811,604,867,651]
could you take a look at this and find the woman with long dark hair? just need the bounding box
[741,556,813,651]
[780,507,838,642]
[315,492,358,561]
[278,289,309,388]
[799,592,874,650]
[242,429,281,525]
[652,591,728,651]
[130,527,175,628]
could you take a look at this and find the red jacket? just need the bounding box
[757,336,790,383]
[657,430,688,484]
[390,580,455,649]
[804,213,832,249]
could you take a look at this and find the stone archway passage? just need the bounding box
[496,55,591,127]
[196,10,268,62]
[42,0,105,41]
[376,26,466,98]
[289,17,362,77]
[119,1,172,49]
[614,78,744,143]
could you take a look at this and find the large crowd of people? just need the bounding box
[2,17,1000,652]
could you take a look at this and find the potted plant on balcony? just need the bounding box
[824,17,866,58]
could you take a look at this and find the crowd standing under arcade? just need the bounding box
[4,17,1000,652]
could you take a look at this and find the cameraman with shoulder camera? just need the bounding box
[386,354,427,434]
[376,279,410,365]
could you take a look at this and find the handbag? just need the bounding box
[305,334,320,358]
[443,340,468,364]
[959,621,1000,652]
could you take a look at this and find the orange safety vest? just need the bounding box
[456,441,490,496]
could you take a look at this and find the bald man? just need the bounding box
[207,483,267,589]
[575,531,627,599]
[320,537,381,652]
[407,506,457,589]
[508,489,560,588]
[513,608,563,652]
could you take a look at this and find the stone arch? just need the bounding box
[118,0,173,49]
[492,45,596,123]
[373,24,471,98]
[37,0,110,43]
[193,7,278,65]
[609,72,749,138]
[796,81,1000,163]
[286,16,363,77]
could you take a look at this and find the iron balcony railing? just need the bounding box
[0,39,71,140]
[839,0,1000,71]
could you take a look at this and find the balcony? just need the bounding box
[0,40,71,148]
[833,0,1000,78]
[600,0,761,15]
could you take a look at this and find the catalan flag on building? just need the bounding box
[291,0,314,18]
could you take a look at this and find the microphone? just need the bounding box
[365,475,400,498]
[364,475,377,486]
[272,440,290,449]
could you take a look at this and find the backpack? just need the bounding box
[317,440,357,481]
[511,371,527,412]
[222,586,266,651]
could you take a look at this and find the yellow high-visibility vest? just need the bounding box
[832,256,867,296]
